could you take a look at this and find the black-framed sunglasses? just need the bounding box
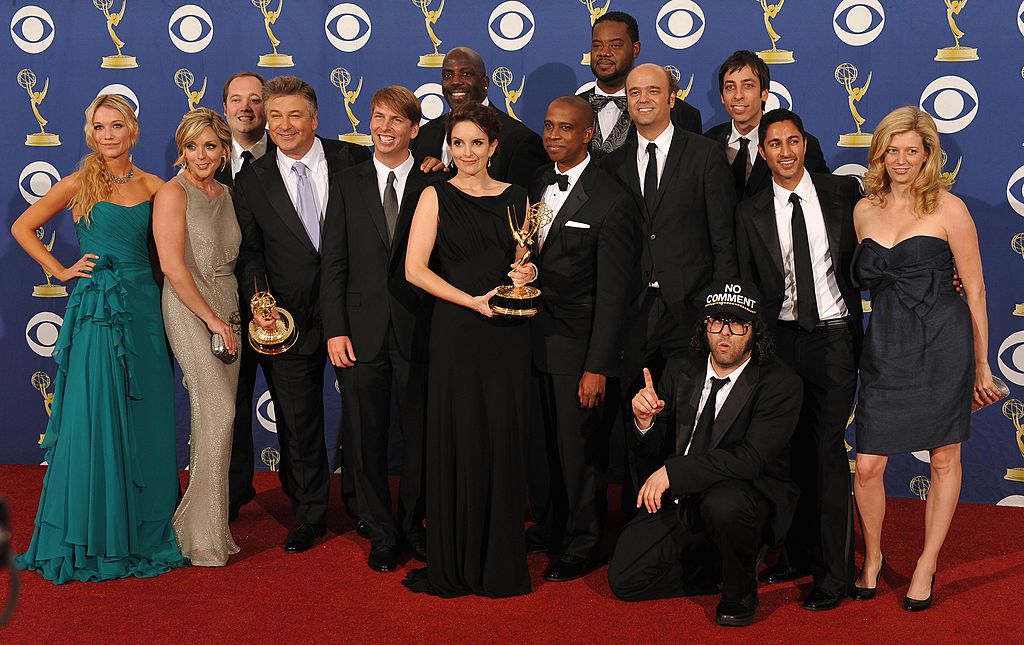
[705,317,751,336]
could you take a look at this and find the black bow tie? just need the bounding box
[542,169,570,191]
[589,93,627,112]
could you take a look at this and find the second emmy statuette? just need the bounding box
[253,0,294,68]
[835,62,873,147]
[94,0,138,68]
[755,0,795,64]
[935,0,978,62]
[490,203,552,317]
[332,67,372,146]
[32,228,68,297]
[19,69,60,146]
[175,68,207,112]
[1002,398,1024,483]
[248,279,298,354]
[414,0,446,67]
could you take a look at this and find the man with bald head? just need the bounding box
[412,46,546,188]
[525,96,640,581]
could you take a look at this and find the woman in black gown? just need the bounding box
[850,106,999,610]
[403,102,534,598]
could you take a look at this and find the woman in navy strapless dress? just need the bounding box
[850,107,998,610]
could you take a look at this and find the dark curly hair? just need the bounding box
[445,101,502,158]
[690,317,775,364]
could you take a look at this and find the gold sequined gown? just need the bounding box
[163,175,242,566]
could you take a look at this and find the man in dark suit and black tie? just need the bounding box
[703,51,829,201]
[525,96,640,582]
[413,47,546,188]
[234,75,370,554]
[320,86,434,573]
[608,279,803,627]
[735,109,862,610]
[579,11,702,159]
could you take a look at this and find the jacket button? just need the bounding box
[650,234,656,240]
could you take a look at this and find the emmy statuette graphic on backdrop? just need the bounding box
[31,371,53,445]
[909,475,931,501]
[414,0,446,68]
[331,68,372,147]
[1003,399,1024,483]
[845,404,857,474]
[253,0,293,68]
[261,447,281,472]
[94,0,138,69]
[1013,234,1024,316]
[836,63,873,147]
[579,0,611,66]
[665,66,694,102]
[174,69,207,112]
[492,67,524,122]
[32,228,68,298]
[248,278,298,355]
[490,203,552,317]
[18,70,60,147]
[756,0,794,64]
[935,0,978,62]
[941,153,962,186]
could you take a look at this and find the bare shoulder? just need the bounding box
[937,189,969,217]
[853,195,879,229]
[138,170,166,196]
[154,177,186,204]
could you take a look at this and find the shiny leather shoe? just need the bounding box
[543,555,593,582]
[368,545,398,573]
[758,563,807,584]
[852,556,887,600]
[903,575,935,611]
[405,532,428,563]
[802,588,842,611]
[716,594,758,627]
[284,523,325,554]
[355,519,371,539]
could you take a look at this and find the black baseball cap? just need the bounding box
[703,279,761,322]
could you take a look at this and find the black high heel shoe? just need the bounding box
[852,556,886,600]
[903,574,935,611]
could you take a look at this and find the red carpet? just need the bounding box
[0,465,1020,643]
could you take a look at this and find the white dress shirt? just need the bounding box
[276,137,329,222]
[594,86,626,143]
[372,152,415,211]
[772,171,848,322]
[727,121,759,178]
[537,154,590,249]
[230,132,269,179]
[636,122,674,197]
[441,97,490,167]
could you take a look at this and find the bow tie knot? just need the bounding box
[589,93,627,112]
[542,169,570,191]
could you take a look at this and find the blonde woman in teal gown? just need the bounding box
[11,95,186,583]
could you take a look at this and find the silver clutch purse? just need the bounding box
[972,375,1010,413]
[211,333,238,365]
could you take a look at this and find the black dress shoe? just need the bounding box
[903,575,935,612]
[284,523,324,554]
[852,556,886,601]
[405,532,428,563]
[543,555,592,582]
[355,519,370,539]
[368,545,398,573]
[758,563,807,584]
[802,587,842,611]
[716,594,759,627]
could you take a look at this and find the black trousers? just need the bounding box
[773,324,856,597]
[527,370,610,559]
[337,323,427,547]
[608,480,771,603]
[228,336,259,511]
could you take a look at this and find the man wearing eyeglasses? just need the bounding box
[608,279,802,627]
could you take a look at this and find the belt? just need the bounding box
[777,317,851,332]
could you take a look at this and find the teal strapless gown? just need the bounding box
[16,201,187,583]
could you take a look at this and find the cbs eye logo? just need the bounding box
[764,81,793,113]
[256,390,277,433]
[998,330,1024,387]
[97,84,140,117]
[11,6,55,54]
[168,5,213,53]
[1006,165,1024,217]
[325,3,372,52]
[415,82,445,125]
[26,311,63,357]
[488,1,535,51]
[919,76,978,134]
[1018,1,1024,38]
[20,161,61,205]
[657,0,705,50]
[833,0,884,47]
[833,163,868,179]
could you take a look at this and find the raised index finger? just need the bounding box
[643,367,655,391]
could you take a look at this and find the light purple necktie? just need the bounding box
[291,161,320,251]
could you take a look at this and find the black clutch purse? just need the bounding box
[211,333,238,365]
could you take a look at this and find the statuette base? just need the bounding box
[101,55,138,69]
[935,47,978,62]
[339,133,373,146]
[418,53,445,68]
[258,53,294,68]
[757,49,795,65]
[838,133,873,148]
[33,284,68,298]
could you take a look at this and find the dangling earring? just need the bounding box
[220,155,227,171]
[182,159,188,171]
[487,156,492,168]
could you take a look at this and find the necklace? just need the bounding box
[107,167,134,185]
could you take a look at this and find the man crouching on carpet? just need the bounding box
[607,279,802,627]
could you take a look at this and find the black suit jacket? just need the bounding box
[528,161,641,377]
[215,136,277,189]
[577,88,703,156]
[320,160,435,363]
[412,105,547,189]
[600,127,738,311]
[629,354,803,544]
[735,172,864,353]
[703,121,830,199]
[234,136,371,355]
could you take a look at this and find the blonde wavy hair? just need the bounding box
[862,106,950,216]
[68,94,139,224]
[173,108,232,170]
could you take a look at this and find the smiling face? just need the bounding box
[590,19,640,92]
[266,93,318,159]
[759,119,807,190]
[626,64,675,136]
[223,74,266,141]
[370,102,419,165]
[543,100,592,169]
[449,119,497,178]
[91,105,133,160]
[183,126,227,182]
[884,130,929,187]
[721,64,767,134]
[441,49,488,109]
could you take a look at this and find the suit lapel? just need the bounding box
[616,140,644,215]
[540,170,590,258]
[708,362,759,449]
[751,188,784,278]
[650,129,686,217]
[390,166,428,264]
[357,162,391,250]
[810,173,844,267]
[253,155,317,254]
[674,368,704,456]
[748,156,770,195]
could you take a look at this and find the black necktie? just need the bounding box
[237,150,254,178]
[383,171,398,244]
[589,93,628,112]
[790,193,820,332]
[732,137,749,198]
[644,142,659,214]
[685,376,730,456]
[541,169,569,191]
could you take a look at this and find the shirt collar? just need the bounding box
[772,168,813,210]
[729,121,758,147]
[636,122,675,159]
[706,352,753,384]
[552,154,590,186]
[232,131,268,160]
[594,85,626,98]
[277,136,325,174]
[373,151,415,181]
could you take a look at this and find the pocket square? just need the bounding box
[564,220,591,229]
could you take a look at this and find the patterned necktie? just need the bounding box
[383,170,399,244]
[683,376,731,456]
[589,93,627,112]
[732,137,750,198]
[790,192,819,331]
[644,142,659,215]
[291,161,320,251]
[589,92,631,154]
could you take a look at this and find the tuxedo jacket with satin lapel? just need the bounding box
[600,127,738,309]
[214,138,277,189]
[628,353,803,544]
[234,136,371,355]
[528,162,641,377]
[703,121,830,199]
[411,105,547,189]
[320,159,436,363]
[735,172,864,353]
[577,88,703,158]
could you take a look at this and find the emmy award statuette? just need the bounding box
[1013,233,1024,261]
[579,0,611,66]
[414,0,446,68]
[490,203,552,317]
[253,0,294,68]
[836,63,873,148]
[32,371,54,445]
[1013,304,1024,317]
[261,447,281,472]
[331,68,372,147]
[1003,399,1024,483]
[19,70,60,147]
[845,405,857,474]
[94,0,138,68]
[941,152,962,187]
[492,67,524,122]
[909,475,931,501]
[174,68,207,112]
[935,0,978,62]
[755,0,795,64]
[665,66,695,102]
[32,228,68,298]
[248,278,298,355]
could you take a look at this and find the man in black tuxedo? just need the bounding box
[703,51,829,201]
[320,86,434,573]
[579,11,702,159]
[608,279,802,627]
[735,109,861,610]
[413,47,546,188]
[234,75,370,553]
[525,96,640,582]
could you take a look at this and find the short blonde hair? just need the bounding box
[69,94,140,224]
[863,105,950,216]
[173,107,232,169]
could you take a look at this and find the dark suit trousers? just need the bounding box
[774,324,856,597]
[528,370,609,559]
[608,480,770,603]
[261,347,330,527]
[337,322,427,546]
[228,339,259,510]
